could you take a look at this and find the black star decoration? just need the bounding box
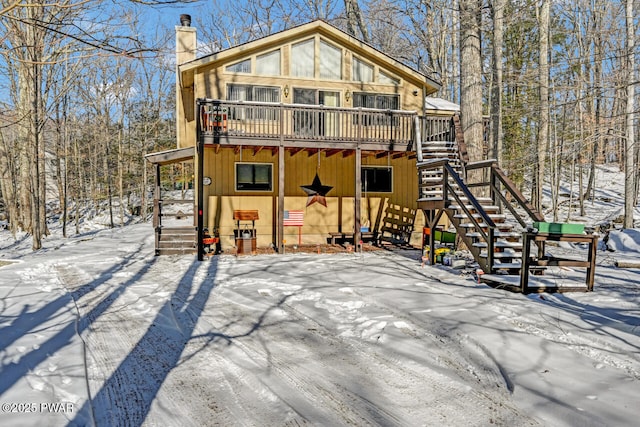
[300,173,333,207]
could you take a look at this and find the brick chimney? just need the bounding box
[176,14,196,65]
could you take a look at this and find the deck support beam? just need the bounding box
[278,106,285,253]
[423,209,444,265]
[196,128,205,261]
[278,146,285,253]
[354,146,362,251]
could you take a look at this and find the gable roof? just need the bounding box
[179,19,440,94]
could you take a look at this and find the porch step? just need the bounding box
[156,247,197,255]
[156,226,197,256]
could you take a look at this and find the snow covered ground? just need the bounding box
[0,165,639,426]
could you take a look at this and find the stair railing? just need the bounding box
[465,160,544,227]
[414,116,423,162]
[417,159,496,270]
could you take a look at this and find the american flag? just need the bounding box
[283,210,304,226]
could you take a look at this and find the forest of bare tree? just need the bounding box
[0,0,638,250]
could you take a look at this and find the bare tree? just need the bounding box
[344,0,369,42]
[489,0,505,163]
[624,0,635,228]
[533,0,550,211]
[459,0,484,181]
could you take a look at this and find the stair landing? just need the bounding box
[480,272,590,294]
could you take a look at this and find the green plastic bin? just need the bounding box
[532,221,584,234]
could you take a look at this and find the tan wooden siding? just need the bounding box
[202,147,425,248]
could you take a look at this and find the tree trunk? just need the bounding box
[534,0,550,212]
[459,0,484,184]
[0,133,19,236]
[344,0,369,42]
[489,0,505,164]
[624,0,636,229]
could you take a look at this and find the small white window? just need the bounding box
[291,39,315,78]
[352,57,373,82]
[256,50,281,76]
[226,59,251,73]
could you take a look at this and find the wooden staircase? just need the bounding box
[155,226,197,255]
[416,117,549,291]
[152,198,197,256]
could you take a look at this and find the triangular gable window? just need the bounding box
[352,57,373,82]
[226,58,251,73]
[379,70,400,85]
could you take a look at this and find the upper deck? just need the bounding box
[196,99,456,154]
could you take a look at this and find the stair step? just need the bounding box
[158,235,197,242]
[484,247,521,254]
[158,240,196,248]
[447,204,500,213]
[422,149,458,155]
[454,196,493,203]
[480,251,521,259]
[466,231,521,239]
[473,241,523,249]
[420,176,445,183]
[458,222,514,231]
[454,213,507,221]
[156,248,197,255]
[421,140,456,147]
[459,222,490,229]
[158,228,197,234]
[491,262,523,270]
[421,190,447,196]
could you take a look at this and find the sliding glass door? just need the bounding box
[293,89,340,137]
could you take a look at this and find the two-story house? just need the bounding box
[147,17,458,258]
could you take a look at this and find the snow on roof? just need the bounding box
[424,97,460,112]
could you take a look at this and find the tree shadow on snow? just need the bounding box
[0,243,153,399]
[71,257,221,427]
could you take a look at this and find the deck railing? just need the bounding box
[419,115,456,142]
[198,100,456,148]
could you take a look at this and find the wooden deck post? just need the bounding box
[153,164,161,229]
[196,114,205,261]
[424,209,444,265]
[278,105,285,253]
[354,146,362,251]
[278,146,285,253]
[154,163,161,255]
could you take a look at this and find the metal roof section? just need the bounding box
[424,97,460,112]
